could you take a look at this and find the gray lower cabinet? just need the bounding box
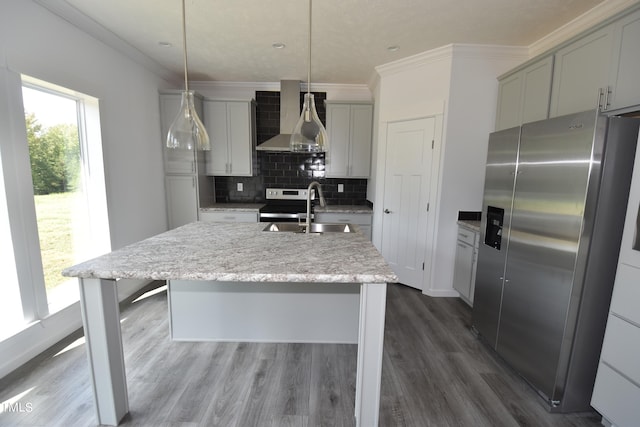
[325,102,373,178]
[165,175,198,228]
[315,211,372,240]
[495,56,553,131]
[199,210,258,223]
[452,224,479,306]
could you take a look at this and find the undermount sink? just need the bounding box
[262,222,355,233]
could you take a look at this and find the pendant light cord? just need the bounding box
[181,0,189,92]
[307,0,312,98]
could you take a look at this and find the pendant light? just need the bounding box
[290,0,327,152]
[166,0,210,151]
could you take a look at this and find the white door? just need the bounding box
[381,118,435,289]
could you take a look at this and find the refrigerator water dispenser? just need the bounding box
[484,206,504,250]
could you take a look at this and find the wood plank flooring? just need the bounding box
[0,282,603,426]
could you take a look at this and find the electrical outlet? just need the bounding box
[338,183,344,193]
[237,182,243,192]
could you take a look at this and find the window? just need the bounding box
[0,157,23,341]
[0,75,110,341]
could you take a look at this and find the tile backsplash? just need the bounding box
[214,151,368,205]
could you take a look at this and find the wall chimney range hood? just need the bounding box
[257,80,323,152]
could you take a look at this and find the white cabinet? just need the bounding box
[165,175,198,228]
[497,6,640,123]
[315,211,372,240]
[550,9,640,116]
[199,210,257,223]
[495,56,553,130]
[160,91,213,229]
[452,224,479,306]
[326,102,373,178]
[204,100,256,176]
[550,24,616,117]
[608,8,640,110]
[591,135,640,427]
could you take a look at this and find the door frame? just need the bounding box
[372,114,443,294]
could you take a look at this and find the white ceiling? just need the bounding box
[46,0,612,84]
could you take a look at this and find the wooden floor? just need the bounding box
[0,283,603,426]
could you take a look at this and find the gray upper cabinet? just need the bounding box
[204,100,256,176]
[549,24,616,117]
[608,8,640,110]
[495,55,553,130]
[326,102,373,178]
[498,5,640,123]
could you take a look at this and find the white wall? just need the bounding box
[0,0,174,379]
[1,0,172,250]
[429,46,527,296]
[372,45,526,296]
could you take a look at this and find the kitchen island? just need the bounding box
[63,221,397,427]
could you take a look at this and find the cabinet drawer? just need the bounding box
[199,211,257,223]
[592,362,640,427]
[315,212,371,226]
[600,315,640,384]
[610,262,640,325]
[457,227,476,246]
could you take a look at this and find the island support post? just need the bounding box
[78,278,129,425]
[355,282,388,427]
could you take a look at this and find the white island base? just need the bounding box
[168,280,361,343]
[78,278,387,427]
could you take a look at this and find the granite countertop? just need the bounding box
[200,203,372,214]
[62,222,397,284]
[200,203,264,212]
[315,205,373,214]
[458,220,481,232]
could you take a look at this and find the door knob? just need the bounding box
[384,209,391,214]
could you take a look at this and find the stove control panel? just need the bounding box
[265,188,314,200]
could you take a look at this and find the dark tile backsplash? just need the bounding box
[214,151,368,205]
[211,90,367,205]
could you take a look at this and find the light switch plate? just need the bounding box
[237,182,243,192]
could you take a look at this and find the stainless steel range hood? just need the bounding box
[256,80,305,151]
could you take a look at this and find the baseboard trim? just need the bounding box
[421,288,461,298]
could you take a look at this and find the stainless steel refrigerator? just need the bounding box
[472,109,640,412]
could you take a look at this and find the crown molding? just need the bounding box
[529,0,640,57]
[33,0,179,84]
[375,44,528,78]
[375,44,454,78]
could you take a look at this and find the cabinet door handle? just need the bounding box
[384,209,391,214]
[603,86,611,111]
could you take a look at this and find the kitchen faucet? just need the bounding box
[306,181,326,233]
